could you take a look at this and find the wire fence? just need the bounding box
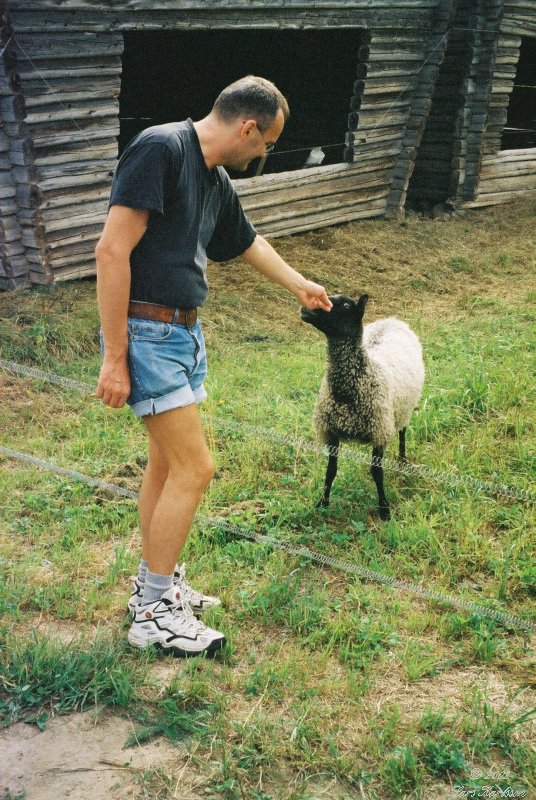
[1,444,534,634]
[1,358,533,504]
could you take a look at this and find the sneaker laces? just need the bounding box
[176,562,204,605]
[168,593,207,635]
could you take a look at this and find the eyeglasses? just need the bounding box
[255,122,276,155]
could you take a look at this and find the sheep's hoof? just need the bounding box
[316,497,330,509]
[379,506,391,522]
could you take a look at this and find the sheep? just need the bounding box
[300,294,424,520]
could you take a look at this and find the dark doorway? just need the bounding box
[119,28,363,177]
[501,37,536,150]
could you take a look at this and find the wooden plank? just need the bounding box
[15,62,122,82]
[234,162,363,195]
[247,185,390,227]
[239,169,391,213]
[234,161,396,198]
[462,188,536,207]
[10,142,117,167]
[23,87,120,109]
[50,261,98,282]
[44,224,105,248]
[48,249,97,268]
[18,182,111,210]
[477,175,536,193]
[31,169,114,192]
[254,197,388,238]
[12,158,116,183]
[8,1,439,9]
[18,197,107,222]
[3,117,119,140]
[482,148,536,164]
[8,11,435,34]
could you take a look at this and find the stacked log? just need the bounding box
[0,12,28,289]
[462,2,536,208]
[1,30,122,283]
[236,161,390,237]
[345,28,430,220]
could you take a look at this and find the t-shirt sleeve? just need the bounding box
[206,186,257,263]
[109,139,177,215]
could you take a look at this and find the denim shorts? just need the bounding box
[100,318,207,417]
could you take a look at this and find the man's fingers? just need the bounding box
[96,384,129,408]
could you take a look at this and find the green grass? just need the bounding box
[1,201,535,798]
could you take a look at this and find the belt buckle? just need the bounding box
[185,309,195,328]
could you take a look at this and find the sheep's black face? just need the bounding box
[301,294,368,338]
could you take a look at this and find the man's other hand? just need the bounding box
[96,357,131,408]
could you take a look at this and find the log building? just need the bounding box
[0,1,535,289]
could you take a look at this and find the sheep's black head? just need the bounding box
[300,294,369,338]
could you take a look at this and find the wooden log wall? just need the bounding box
[410,0,500,205]
[384,0,460,216]
[2,1,534,286]
[2,0,445,284]
[0,27,122,285]
[461,2,536,208]
[0,3,26,289]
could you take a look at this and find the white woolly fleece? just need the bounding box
[314,317,425,449]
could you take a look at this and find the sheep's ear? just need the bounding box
[356,294,369,318]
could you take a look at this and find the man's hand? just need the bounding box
[241,236,332,312]
[96,356,131,408]
[295,280,333,312]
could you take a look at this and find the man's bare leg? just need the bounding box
[141,403,214,575]
[139,436,169,563]
[127,403,225,655]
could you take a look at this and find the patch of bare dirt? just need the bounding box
[1,709,193,800]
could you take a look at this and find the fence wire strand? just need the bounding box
[1,444,533,634]
[1,358,533,504]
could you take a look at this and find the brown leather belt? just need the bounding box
[128,301,197,327]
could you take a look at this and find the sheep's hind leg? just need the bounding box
[398,428,407,462]
[371,445,390,521]
[317,435,339,508]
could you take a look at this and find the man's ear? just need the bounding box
[240,119,257,141]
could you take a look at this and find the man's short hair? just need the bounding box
[213,75,290,132]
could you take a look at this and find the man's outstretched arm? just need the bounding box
[241,234,332,311]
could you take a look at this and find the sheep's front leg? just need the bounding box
[317,435,339,508]
[371,445,390,521]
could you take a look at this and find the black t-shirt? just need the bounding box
[109,119,257,308]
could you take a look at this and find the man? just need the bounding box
[96,75,332,657]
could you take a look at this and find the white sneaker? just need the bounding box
[127,587,225,657]
[127,563,222,616]
[175,563,222,614]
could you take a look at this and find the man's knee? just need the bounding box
[195,455,216,489]
[168,454,215,491]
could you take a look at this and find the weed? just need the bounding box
[126,694,214,747]
[464,688,536,760]
[0,629,145,726]
[421,731,467,777]
[380,745,424,797]
[448,255,473,272]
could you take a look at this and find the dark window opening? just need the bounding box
[501,37,536,150]
[119,29,362,177]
